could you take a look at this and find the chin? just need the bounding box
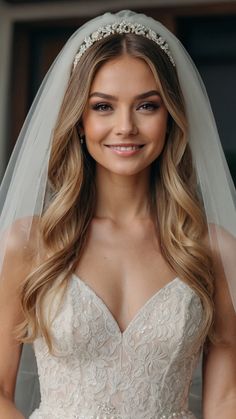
[103,164,150,177]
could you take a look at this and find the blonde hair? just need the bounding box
[15,33,215,353]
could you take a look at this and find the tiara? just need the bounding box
[72,20,176,70]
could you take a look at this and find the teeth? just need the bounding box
[110,146,141,151]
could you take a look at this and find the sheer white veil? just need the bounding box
[0,9,235,416]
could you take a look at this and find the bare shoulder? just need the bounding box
[0,216,42,289]
[203,222,235,275]
[2,215,41,249]
[207,222,235,252]
[204,223,236,341]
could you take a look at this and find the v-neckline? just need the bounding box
[72,273,181,338]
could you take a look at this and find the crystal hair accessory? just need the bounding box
[72,20,176,70]
[1,9,236,413]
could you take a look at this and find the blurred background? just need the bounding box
[0,0,236,418]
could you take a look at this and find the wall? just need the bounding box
[1,0,236,178]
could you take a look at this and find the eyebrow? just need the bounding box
[89,90,161,100]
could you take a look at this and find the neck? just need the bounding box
[95,165,151,224]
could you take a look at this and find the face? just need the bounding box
[81,54,169,177]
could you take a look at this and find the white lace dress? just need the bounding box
[29,274,204,419]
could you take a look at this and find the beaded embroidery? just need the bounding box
[160,410,194,419]
[30,277,203,419]
[97,401,118,416]
[71,410,191,419]
[72,21,176,70]
[71,409,192,419]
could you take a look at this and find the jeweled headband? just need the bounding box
[72,20,176,70]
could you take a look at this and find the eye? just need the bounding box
[138,102,160,111]
[91,103,112,112]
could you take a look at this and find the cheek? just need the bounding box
[82,117,107,160]
[147,113,168,142]
[83,115,109,143]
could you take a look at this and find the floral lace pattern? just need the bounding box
[29,275,204,419]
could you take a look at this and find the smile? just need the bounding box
[108,145,143,151]
[104,144,144,156]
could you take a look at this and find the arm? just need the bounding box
[0,393,25,419]
[0,268,25,418]
[202,225,236,419]
[0,218,40,419]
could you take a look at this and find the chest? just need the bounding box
[74,220,177,333]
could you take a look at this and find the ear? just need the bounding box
[76,121,84,136]
[166,114,173,134]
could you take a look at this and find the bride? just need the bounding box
[0,9,235,419]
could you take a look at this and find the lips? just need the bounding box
[104,143,145,156]
[105,144,144,151]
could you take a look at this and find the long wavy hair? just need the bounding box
[15,33,215,353]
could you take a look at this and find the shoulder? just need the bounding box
[203,223,235,275]
[2,216,41,255]
[0,216,43,288]
[205,223,236,342]
[207,223,235,253]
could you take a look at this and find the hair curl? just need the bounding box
[15,33,215,354]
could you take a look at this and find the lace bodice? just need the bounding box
[29,275,204,419]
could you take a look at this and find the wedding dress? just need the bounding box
[29,274,204,419]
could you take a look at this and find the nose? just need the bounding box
[114,108,139,136]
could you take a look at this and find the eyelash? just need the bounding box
[91,102,160,112]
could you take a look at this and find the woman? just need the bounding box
[0,9,235,419]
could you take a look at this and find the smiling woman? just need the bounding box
[0,8,236,419]
[81,55,169,175]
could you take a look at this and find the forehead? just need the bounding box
[90,55,159,93]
